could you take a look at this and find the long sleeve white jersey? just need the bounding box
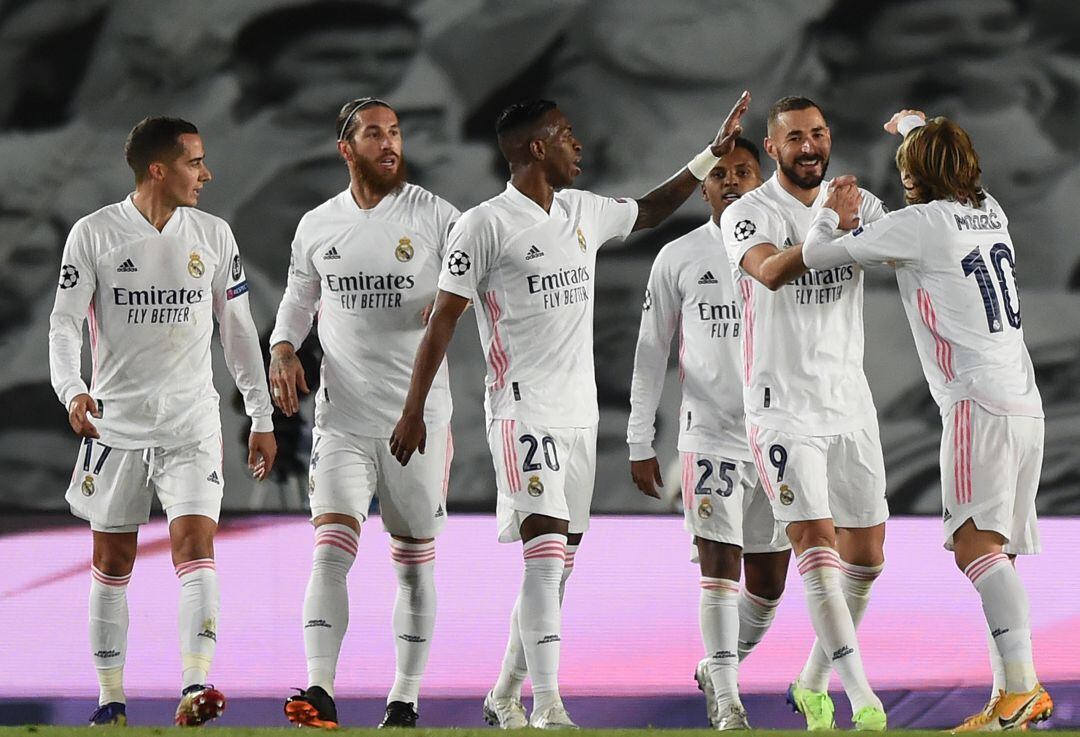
[270,185,460,436]
[48,196,273,449]
[438,183,639,427]
[720,174,887,435]
[627,220,752,462]
[803,194,1042,418]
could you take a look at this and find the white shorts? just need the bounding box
[488,419,596,543]
[680,452,790,555]
[747,422,889,530]
[941,400,1042,555]
[308,425,452,539]
[65,434,223,533]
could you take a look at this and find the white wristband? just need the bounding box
[687,147,720,180]
[898,115,926,137]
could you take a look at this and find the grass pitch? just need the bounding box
[0,726,1075,730]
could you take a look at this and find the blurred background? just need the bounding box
[2,0,1080,727]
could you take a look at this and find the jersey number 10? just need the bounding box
[961,243,1021,333]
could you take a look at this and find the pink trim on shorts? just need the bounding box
[441,428,454,501]
[501,419,520,492]
[682,452,695,511]
[954,399,973,504]
[747,424,775,500]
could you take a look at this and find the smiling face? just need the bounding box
[702,146,763,218]
[766,106,831,191]
[158,133,211,208]
[338,104,406,195]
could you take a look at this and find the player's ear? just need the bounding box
[148,161,167,182]
[763,136,778,162]
[529,137,546,162]
[337,140,353,163]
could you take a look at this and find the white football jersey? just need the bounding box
[271,184,460,436]
[438,182,638,427]
[720,174,887,435]
[627,220,751,461]
[806,194,1042,418]
[49,196,273,449]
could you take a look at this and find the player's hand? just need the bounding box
[825,176,862,231]
[884,109,926,135]
[630,457,664,499]
[268,342,309,417]
[248,431,277,481]
[709,90,751,158]
[68,393,101,439]
[389,411,426,466]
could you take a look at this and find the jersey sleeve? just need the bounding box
[858,188,889,226]
[720,198,778,275]
[270,220,321,350]
[48,220,97,407]
[437,207,497,300]
[211,223,273,433]
[804,206,924,269]
[626,248,682,460]
[585,191,639,246]
[434,197,462,261]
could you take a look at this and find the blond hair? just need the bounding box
[895,117,985,206]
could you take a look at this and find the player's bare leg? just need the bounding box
[795,524,884,697]
[950,521,1051,732]
[786,519,884,730]
[739,550,789,662]
[381,533,437,728]
[286,512,358,729]
[170,514,225,726]
[88,531,137,725]
[695,539,749,730]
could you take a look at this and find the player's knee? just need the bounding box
[743,552,789,600]
[93,549,136,577]
[696,538,741,580]
[786,520,834,554]
[171,536,214,564]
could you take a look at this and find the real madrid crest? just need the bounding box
[697,497,713,519]
[576,227,587,253]
[308,476,316,496]
[779,484,795,506]
[188,251,205,278]
[395,237,414,262]
[82,474,95,497]
[527,475,544,497]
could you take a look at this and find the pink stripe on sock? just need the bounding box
[840,562,883,581]
[965,552,1008,585]
[742,589,779,608]
[700,578,739,594]
[797,549,841,575]
[175,558,216,578]
[91,566,131,586]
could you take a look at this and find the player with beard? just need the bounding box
[389,92,750,729]
[719,97,889,731]
[628,138,792,730]
[270,98,459,729]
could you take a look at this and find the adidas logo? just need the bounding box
[206,471,220,484]
[434,504,445,518]
[943,508,952,521]
[525,245,545,260]
[323,247,341,260]
[117,258,137,272]
[784,237,793,247]
[698,271,718,284]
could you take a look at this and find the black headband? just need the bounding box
[338,97,391,141]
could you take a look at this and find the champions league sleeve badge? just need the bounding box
[395,237,414,262]
[188,251,205,278]
[231,254,242,280]
[59,264,79,289]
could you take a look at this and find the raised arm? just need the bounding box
[389,289,471,465]
[633,91,751,231]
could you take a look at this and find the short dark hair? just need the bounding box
[124,117,199,182]
[336,97,394,141]
[767,96,826,133]
[732,137,760,164]
[495,99,558,139]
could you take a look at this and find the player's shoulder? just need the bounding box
[397,182,461,229]
[721,186,774,225]
[660,222,713,258]
[181,205,231,232]
[71,201,125,237]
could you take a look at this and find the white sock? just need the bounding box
[700,578,741,710]
[797,547,881,712]
[738,589,781,662]
[965,553,1037,693]
[387,539,437,706]
[493,543,577,700]
[987,624,1006,695]
[175,558,219,690]
[518,534,566,714]
[800,560,883,691]
[90,566,130,705]
[303,524,358,697]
